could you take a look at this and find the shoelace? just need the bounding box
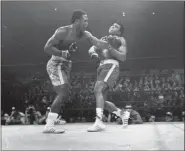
[49,128,56,132]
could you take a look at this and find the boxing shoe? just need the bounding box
[43,126,65,134]
[87,116,106,132]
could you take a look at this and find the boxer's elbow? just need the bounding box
[44,45,53,55]
[118,47,127,62]
[121,55,126,62]
[44,45,49,53]
[117,54,126,62]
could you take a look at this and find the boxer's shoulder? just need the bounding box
[119,36,126,45]
[54,26,70,38]
[83,30,91,37]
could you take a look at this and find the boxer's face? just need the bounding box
[109,23,121,35]
[77,14,88,31]
[126,108,132,112]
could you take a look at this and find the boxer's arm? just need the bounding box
[132,114,143,124]
[84,31,109,49]
[44,27,68,57]
[109,38,127,62]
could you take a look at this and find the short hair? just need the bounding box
[71,9,86,23]
[125,105,132,109]
[115,21,124,36]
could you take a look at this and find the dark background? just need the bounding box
[1,1,184,116]
[1,1,184,73]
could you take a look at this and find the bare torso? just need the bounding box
[97,36,117,61]
[51,25,86,61]
[55,25,84,50]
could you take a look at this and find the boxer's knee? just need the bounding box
[52,84,69,108]
[57,89,69,103]
[54,83,69,94]
[94,81,108,96]
[94,86,102,96]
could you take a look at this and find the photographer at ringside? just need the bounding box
[25,104,38,124]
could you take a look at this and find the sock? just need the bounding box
[123,111,130,125]
[124,111,130,119]
[96,108,103,119]
[123,118,128,125]
[46,112,58,127]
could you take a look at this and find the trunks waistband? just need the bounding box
[100,59,119,67]
[51,55,71,63]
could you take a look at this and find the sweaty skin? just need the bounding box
[44,25,110,57]
[89,36,127,62]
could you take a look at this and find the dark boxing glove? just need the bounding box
[69,42,78,53]
[107,35,122,49]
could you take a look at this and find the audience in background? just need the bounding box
[6,107,25,125]
[2,69,184,124]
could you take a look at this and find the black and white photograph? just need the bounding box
[1,0,184,150]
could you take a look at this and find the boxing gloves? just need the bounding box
[69,42,78,53]
[61,42,78,59]
[107,35,122,49]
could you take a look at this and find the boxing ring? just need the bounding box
[2,122,184,150]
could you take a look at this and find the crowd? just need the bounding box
[1,68,184,125]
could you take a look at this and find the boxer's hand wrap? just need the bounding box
[91,53,99,59]
[61,50,70,58]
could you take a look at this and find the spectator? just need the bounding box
[149,115,155,122]
[25,105,38,124]
[6,107,25,125]
[165,112,173,122]
[182,111,185,122]
[3,113,10,125]
[2,68,184,123]
[37,107,50,125]
[1,111,6,125]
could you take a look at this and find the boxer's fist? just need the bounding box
[107,35,122,49]
[69,42,78,53]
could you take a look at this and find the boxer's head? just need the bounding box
[71,9,88,31]
[125,105,132,112]
[109,21,124,36]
